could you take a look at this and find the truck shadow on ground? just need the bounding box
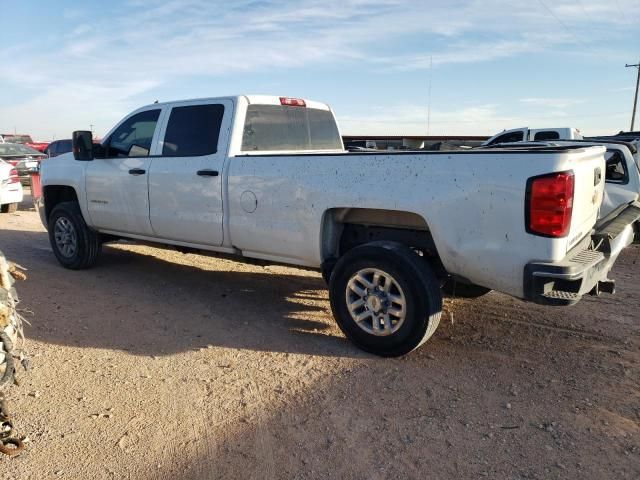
[3,226,639,479]
[2,227,366,358]
[3,225,639,360]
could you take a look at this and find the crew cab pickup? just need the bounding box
[37,96,640,356]
[482,127,582,146]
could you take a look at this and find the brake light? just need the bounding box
[279,97,306,107]
[526,171,574,237]
[8,168,19,184]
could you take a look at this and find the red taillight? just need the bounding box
[8,168,19,184]
[526,171,574,238]
[279,97,306,107]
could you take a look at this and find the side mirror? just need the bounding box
[72,130,94,161]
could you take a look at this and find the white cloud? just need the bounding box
[337,102,630,137]
[519,97,586,109]
[1,0,638,138]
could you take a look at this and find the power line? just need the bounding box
[537,0,585,47]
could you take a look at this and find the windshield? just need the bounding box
[0,143,42,156]
[2,135,33,143]
[241,105,342,151]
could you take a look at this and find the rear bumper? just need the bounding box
[0,183,24,206]
[524,201,640,306]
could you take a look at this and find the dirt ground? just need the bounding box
[0,192,638,480]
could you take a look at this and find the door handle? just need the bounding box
[128,168,146,175]
[197,169,219,177]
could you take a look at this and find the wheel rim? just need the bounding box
[345,268,407,336]
[53,217,78,258]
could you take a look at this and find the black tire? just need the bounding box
[48,201,101,269]
[0,203,17,214]
[329,242,442,357]
[442,279,491,298]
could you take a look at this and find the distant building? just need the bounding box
[342,135,488,150]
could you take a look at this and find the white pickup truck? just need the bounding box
[37,95,640,356]
[482,127,583,146]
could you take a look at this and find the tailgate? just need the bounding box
[565,146,606,251]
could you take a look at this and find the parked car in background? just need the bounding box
[44,139,73,157]
[0,159,23,213]
[0,133,49,152]
[0,143,47,185]
[587,131,640,150]
[482,127,582,146]
[477,139,640,226]
[551,140,639,218]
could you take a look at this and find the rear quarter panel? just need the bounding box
[226,147,605,298]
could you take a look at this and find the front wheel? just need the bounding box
[329,242,442,357]
[48,201,101,269]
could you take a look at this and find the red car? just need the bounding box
[0,134,49,153]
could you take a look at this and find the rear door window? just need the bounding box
[105,109,161,158]
[241,105,342,151]
[534,131,560,141]
[162,104,224,156]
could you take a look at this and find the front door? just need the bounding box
[85,108,163,236]
[148,99,232,246]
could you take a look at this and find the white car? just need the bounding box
[37,95,640,356]
[478,139,640,220]
[0,160,23,213]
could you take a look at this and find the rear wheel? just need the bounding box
[329,242,442,357]
[0,203,18,214]
[48,202,101,269]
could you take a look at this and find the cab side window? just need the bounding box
[489,131,524,145]
[105,109,161,158]
[534,131,560,141]
[162,104,224,156]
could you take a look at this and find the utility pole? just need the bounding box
[626,61,640,131]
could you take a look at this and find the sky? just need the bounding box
[0,0,638,140]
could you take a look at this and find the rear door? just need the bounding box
[148,99,232,246]
[85,107,164,236]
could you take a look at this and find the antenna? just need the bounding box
[427,56,432,137]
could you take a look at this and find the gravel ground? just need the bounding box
[0,193,638,479]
